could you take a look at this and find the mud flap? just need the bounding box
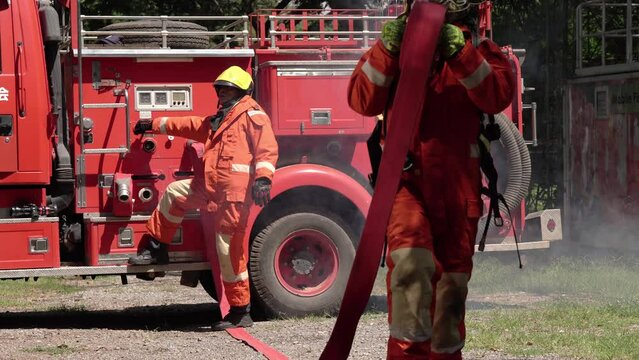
[180,270,200,288]
[320,2,447,359]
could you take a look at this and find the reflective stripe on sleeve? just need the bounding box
[231,164,253,173]
[459,59,492,89]
[362,60,394,87]
[247,110,267,117]
[256,161,275,173]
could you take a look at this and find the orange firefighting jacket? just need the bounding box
[152,95,278,203]
[348,33,515,214]
[349,32,514,119]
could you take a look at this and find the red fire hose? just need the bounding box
[202,213,289,360]
[320,2,446,359]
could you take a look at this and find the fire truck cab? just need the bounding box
[0,0,559,318]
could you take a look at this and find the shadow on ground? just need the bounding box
[0,296,392,331]
[0,303,220,331]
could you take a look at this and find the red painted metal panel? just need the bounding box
[257,64,372,135]
[0,221,60,270]
[276,75,364,130]
[0,188,46,208]
[0,5,17,173]
[270,164,371,214]
[71,57,251,213]
[0,0,51,185]
[84,219,205,266]
[79,155,199,214]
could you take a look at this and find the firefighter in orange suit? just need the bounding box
[348,2,514,359]
[128,66,278,331]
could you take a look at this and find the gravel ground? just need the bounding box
[0,274,573,360]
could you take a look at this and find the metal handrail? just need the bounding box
[78,14,251,49]
[265,13,394,49]
[268,15,392,20]
[80,88,131,155]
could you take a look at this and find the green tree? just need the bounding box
[489,0,577,211]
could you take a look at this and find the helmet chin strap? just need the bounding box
[219,94,243,109]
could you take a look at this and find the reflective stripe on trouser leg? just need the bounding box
[431,272,469,359]
[386,182,437,359]
[214,201,251,307]
[146,179,208,244]
[216,232,249,307]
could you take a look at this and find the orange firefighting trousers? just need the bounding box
[385,170,479,360]
[146,178,251,307]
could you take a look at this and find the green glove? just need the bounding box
[440,24,465,58]
[380,15,407,54]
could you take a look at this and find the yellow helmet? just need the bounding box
[214,66,253,91]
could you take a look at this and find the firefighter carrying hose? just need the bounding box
[128,66,278,331]
[348,1,514,358]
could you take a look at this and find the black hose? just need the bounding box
[40,3,74,214]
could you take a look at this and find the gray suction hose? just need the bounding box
[476,112,532,242]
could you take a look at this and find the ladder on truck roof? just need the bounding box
[576,0,639,76]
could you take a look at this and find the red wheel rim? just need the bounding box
[274,229,339,297]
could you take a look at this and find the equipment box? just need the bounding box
[84,215,207,266]
[257,61,370,135]
[0,218,60,270]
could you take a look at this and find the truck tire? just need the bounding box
[98,20,209,49]
[249,212,356,318]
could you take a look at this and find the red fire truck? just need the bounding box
[566,0,639,253]
[0,0,559,318]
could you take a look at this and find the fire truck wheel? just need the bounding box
[198,270,219,301]
[249,212,356,318]
[97,20,210,49]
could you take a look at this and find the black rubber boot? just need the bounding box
[128,235,169,265]
[211,305,253,331]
